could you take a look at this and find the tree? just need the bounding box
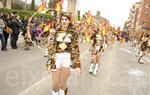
[48,0,59,8]
[11,0,14,8]
[25,0,27,10]
[67,0,77,15]
[11,0,25,10]
[3,0,7,8]
[31,0,35,11]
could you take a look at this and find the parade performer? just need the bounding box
[22,16,30,50]
[46,12,81,95]
[119,36,124,46]
[24,31,31,50]
[111,35,115,45]
[135,32,144,57]
[89,30,104,75]
[138,34,150,64]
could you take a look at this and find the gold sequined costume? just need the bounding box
[46,25,81,70]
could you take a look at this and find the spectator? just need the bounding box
[2,13,12,50]
[31,23,37,41]
[22,16,28,36]
[0,13,3,18]
[10,14,22,49]
[0,16,6,51]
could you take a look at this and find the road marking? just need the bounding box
[127,69,145,77]
[119,48,135,54]
[18,75,49,95]
[130,58,137,62]
[145,57,150,62]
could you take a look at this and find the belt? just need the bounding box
[56,50,71,53]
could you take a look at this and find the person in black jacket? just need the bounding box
[10,14,22,49]
[2,13,12,50]
[0,16,6,51]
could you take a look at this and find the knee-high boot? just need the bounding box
[52,91,59,95]
[59,89,65,95]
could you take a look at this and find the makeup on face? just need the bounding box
[61,16,70,25]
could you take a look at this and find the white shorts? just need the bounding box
[55,52,71,68]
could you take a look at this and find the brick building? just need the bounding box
[125,0,150,32]
[125,2,141,30]
[136,0,150,31]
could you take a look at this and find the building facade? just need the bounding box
[136,0,150,31]
[94,11,111,31]
[125,2,141,31]
[125,0,150,32]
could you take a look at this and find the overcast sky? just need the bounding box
[62,0,141,27]
[23,0,141,27]
[76,0,141,27]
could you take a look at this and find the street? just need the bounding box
[0,0,150,95]
[0,39,150,95]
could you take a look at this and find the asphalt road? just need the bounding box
[0,40,150,95]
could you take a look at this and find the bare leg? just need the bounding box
[93,54,100,75]
[52,69,61,92]
[59,67,70,95]
[96,54,100,64]
[138,51,147,64]
[89,53,96,73]
[60,67,70,90]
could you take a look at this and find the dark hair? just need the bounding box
[146,34,149,38]
[2,13,8,20]
[60,12,71,21]
[13,11,18,15]
[91,34,97,47]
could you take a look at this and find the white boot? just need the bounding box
[44,48,49,57]
[52,91,59,95]
[136,50,140,57]
[140,56,145,64]
[89,64,94,73]
[93,64,99,75]
[59,89,65,95]
[138,56,144,64]
[139,59,144,64]
[93,70,97,75]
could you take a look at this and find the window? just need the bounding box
[145,4,150,8]
[143,21,150,25]
[145,12,149,16]
[143,21,145,24]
